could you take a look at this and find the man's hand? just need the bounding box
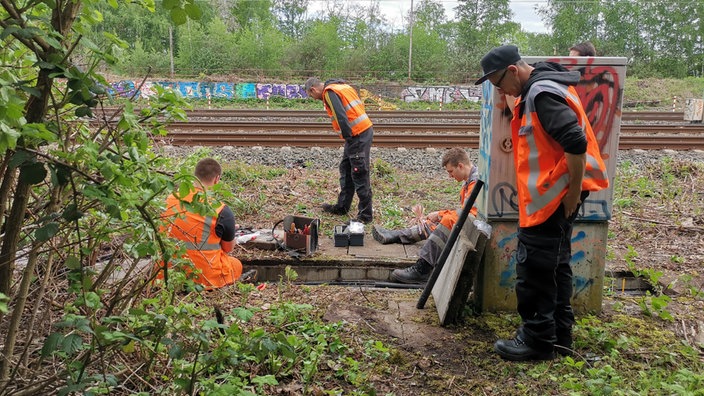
[426,211,440,223]
[562,190,582,218]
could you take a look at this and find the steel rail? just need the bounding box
[154,131,704,150]
[165,121,704,134]
[97,108,687,122]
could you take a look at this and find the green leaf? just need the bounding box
[8,150,33,169]
[252,375,278,386]
[83,292,102,309]
[41,333,64,357]
[22,123,56,142]
[184,3,202,19]
[35,222,59,242]
[61,204,84,221]
[0,26,20,40]
[62,334,83,355]
[19,162,47,185]
[170,8,187,25]
[75,106,92,117]
[65,256,81,270]
[162,0,179,10]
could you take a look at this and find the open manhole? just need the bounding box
[605,270,657,295]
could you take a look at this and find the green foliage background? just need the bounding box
[87,0,703,82]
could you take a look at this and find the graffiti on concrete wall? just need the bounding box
[256,83,307,99]
[401,86,482,103]
[494,222,591,292]
[106,80,490,104]
[487,181,610,221]
[550,57,623,154]
[108,80,310,100]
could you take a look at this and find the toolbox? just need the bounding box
[282,215,319,255]
[333,222,365,247]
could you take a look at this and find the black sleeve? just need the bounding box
[534,92,588,154]
[324,90,353,140]
[215,205,236,242]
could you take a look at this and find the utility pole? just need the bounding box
[169,26,175,78]
[408,0,413,82]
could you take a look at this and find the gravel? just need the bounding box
[160,145,704,177]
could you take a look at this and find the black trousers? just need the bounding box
[515,192,588,352]
[336,127,373,221]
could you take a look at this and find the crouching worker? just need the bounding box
[380,148,479,284]
[156,158,248,289]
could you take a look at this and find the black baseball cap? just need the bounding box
[474,45,521,85]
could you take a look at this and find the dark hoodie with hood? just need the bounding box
[518,62,588,155]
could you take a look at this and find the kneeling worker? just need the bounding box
[158,158,245,289]
[377,148,479,283]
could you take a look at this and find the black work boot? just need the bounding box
[494,335,555,361]
[322,203,347,216]
[372,225,402,244]
[390,259,432,284]
[555,333,573,357]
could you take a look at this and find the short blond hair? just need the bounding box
[442,148,471,168]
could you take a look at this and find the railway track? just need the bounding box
[98,108,687,122]
[167,121,704,135]
[157,131,704,150]
[94,108,703,149]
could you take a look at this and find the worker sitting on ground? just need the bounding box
[157,158,251,289]
[375,148,478,284]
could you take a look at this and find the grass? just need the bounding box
[212,153,704,394]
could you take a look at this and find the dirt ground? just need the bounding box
[221,156,704,394]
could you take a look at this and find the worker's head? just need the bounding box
[194,158,222,186]
[569,41,596,57]
[442,148,474,182]
[304,77,324,100]
[475,45,531,97]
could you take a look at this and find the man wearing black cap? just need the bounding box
[304,77,374,224]
[475,45,609,361]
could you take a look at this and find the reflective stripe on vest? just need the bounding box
[323,84,373,137]
[183,215,221,251]
[515,80,609,226]
[164,191,224,252]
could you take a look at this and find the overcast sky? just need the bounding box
[309,1,549,34]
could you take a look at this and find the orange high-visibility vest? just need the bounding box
[158,189,242,289]
[437,179,478,231]
[323,83,373,138]
[511,80,609,228]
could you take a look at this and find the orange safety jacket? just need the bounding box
[157,189,242,289]
[511,80,609,228]
[437,178,478,232]
[323,83,373,139]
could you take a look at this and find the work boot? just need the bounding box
[322,203,347,216]
[390,259,432,284]
[372,225,402,244]
[555,334,574,357]
[238,269,258,284]
[494,335,555,361]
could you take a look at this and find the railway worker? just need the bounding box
[157,158,248,289]
[569,41,596,56]
[374,148,479,284]
[304,77,374,224]
[475,45,608,361]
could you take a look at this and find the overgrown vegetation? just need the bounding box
[1,0,702,394]
[88,0,703,81]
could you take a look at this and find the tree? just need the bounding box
[452,0,517,78]
[0,0,202,392]
[273,0,310,39]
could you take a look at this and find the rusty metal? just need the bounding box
[154,131,704,150]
